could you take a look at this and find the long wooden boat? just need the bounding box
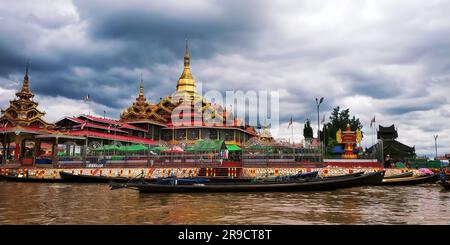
[59,171,154,183]
[288,171,319,179]
[439,181,450,190]
[0,174,64,183]
[111,171,385,193]
[323,172,365,180]
[155,177,210,185]
[59,171,251,184]
[379,174,438,186]
[383,171,413,179]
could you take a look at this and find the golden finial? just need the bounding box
[184,37,190,68]
[24,60,30,81]
[17,60,32,97]
[139,73,144,97]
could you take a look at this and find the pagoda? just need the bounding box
[0,63,52,129]
[120,40,256,144]
[120,78,156,121]
[259,126,274,142]
[0,63,53,164]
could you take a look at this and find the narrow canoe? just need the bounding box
[383,172,414,179]
[379,174,438,186]
[288,171,319,179]
[323,172,365,180]
[59,171,154,183]
[439,181,450,190]
[0,174,64,183]
[111,171,385,193]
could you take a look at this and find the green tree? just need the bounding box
[323,106,363,150]
[303,119,313,139]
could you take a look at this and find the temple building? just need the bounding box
[0,64,157,166]
[120,40,257,146]
[0,63,52,129]
[0,63,53,164]
[0,41,259,167]
[367,124,415,163]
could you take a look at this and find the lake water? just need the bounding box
[0,182,449,224]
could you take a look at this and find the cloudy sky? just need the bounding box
[0,0,449,156]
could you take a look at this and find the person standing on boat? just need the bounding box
[439,169,447,183]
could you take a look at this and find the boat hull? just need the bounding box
[379,174,438,186]
[439,181,450,190]
[0,174,63,183]
[383,172,413,179]
[59,171,152,183]
[115,171,385,193]
[323,172,365,180]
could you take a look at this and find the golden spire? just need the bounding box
[139,74,144,97]
[24,60,29,81]
[176,38,197,94]
[184,38,190,68]
[16,61,33,99]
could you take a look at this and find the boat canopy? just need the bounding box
[148,146,169,152]
[190,140,226,152]
[226,144,241,151]
[92,145,120,151]
[117,144,148,152]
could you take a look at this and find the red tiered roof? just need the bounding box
[0,125,54,134]
[73,122,128,133]
[66,130,156,145]
[80,115,146,132]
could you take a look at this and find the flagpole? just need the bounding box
[371,123,374,147]
[291,122,294,145]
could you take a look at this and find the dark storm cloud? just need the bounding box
[0,0,268,108]
[0,43,28,76]
[1,0,450,155]
[74,0,267,64]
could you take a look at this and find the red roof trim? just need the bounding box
[80,115,120,125]
[0,126,53,134]
[73,122,128,133]
[66,130,156,145]
[79,115,146,132]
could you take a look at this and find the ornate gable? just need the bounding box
[120,79,155,122]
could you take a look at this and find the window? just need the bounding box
[209,129,218,140]
[225,130,234,141]
[176,129,186,140]
[161,130,171,141]
[188,129,199,140]
[201,129,210,140]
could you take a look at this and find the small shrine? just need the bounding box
[336,124,362,159]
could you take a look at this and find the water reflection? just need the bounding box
[0,182,449,224]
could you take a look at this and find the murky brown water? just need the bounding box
[0,182,449,224]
